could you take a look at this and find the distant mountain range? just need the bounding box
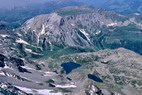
[0,0,142,29]
[75,0,142,14]
[0,0,82,28]
[103,0,142,14]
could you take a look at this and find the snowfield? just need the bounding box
[16,39,30,45]
[14,86,63,95]
[56,84,77,88]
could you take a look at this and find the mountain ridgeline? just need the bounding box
[75,0,142,14]
[0,0,142,29]
[17,6,142,57]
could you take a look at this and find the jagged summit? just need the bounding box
[19,7,116,51]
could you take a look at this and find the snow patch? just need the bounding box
[0,83,7,88]
[28,26,31,29]
[43,72,57,76]
[25,48,43,55]
[96,31,101,35]
[92,85,98,92]
[0,71,14,77]
[16,39,30,45]
[3,65,14,70]
[0,71,5,76]
[40,24,45,35]
[107,23,117,27]
[0,34,9,38]
[49,41,53,51]
[14,86,62,95]
[37,89,62,95]
[3,65,9,69]
[56,84,77,88]
[25,48,32,52]
[21,66,35,70]
[16,33,22,37]
[79,29,90,41]
[0,65,14,70]
[134,13,140,15]
[71,23,75,26]
[80,29,89,36]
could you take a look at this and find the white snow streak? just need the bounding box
[107,23,117,27]
[56,84,77,88]
[79,29,90,41]
[0,34,9,38]
[21,66,35,70]
[43,71,57,76]
[14,86,62,95]
[96,31,101,35]
[16,39,30,45]
[25,48,43,55]
[40,24,45,35]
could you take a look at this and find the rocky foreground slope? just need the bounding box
[0,53,79,95]
[0,48,142,95]
[33,48,142,95]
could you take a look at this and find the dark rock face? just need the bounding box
[10,57,24,67]
[0,24,6,30]
[0,54,6,67]
[0,61,5,67]
[0,54,26,68]
[0,21,8,30]
[18,66,31,73]
[60,18,65,26]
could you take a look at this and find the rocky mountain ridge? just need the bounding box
[18,6,142,56]
[1,48,142,95]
